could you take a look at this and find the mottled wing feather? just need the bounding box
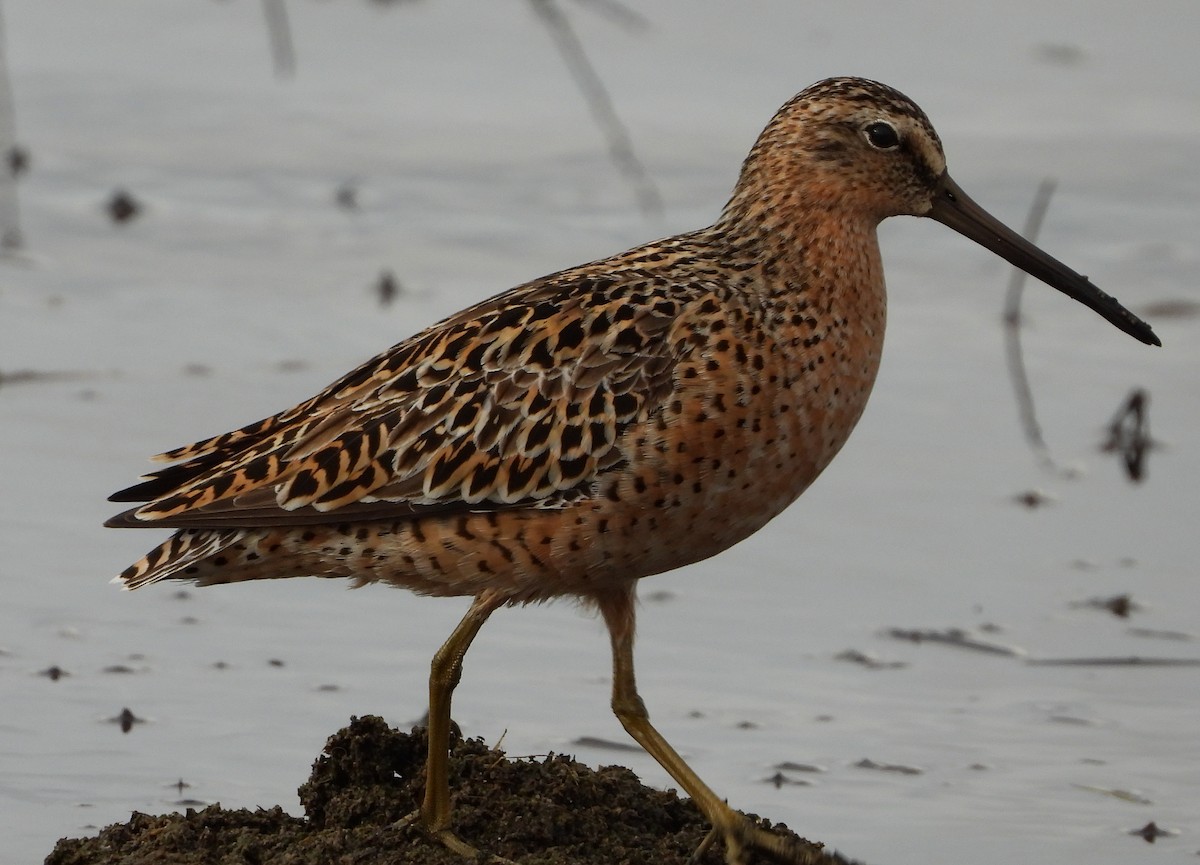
[114,527,242,589]
[151,414,290,464]
[113,268,689,529]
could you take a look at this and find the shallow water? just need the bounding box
[3,2,1199,863]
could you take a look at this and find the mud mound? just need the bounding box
[46,716,856,865]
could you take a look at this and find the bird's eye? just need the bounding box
[863,121,900,150]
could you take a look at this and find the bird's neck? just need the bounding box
[713,189,887,311]
[708,187,889,413]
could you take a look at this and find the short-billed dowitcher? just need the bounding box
[108,78,1159,864]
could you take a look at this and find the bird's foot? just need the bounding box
[394,809,518,864]
[690,812,826,865]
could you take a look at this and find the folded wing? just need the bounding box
[107,271,686,530]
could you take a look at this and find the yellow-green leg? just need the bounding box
[398,590,512,862]
[596,588,822,865]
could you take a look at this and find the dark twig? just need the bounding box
[885,627,1024,657]
[1003,178,1059,473]
[529,0,663,220]
[1027,656,1200,667]
[262,0,297,79]
[1100,388,1156,482]
[0,0,24,249]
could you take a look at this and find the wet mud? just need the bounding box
[46,716,855,865]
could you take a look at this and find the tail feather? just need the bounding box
[114,528,242,590]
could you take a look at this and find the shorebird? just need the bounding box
[107,78,1158,864]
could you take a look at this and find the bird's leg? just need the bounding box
[597,589,820,865]
[397,590,511,862]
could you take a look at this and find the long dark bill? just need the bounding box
[928,173,1160,347]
